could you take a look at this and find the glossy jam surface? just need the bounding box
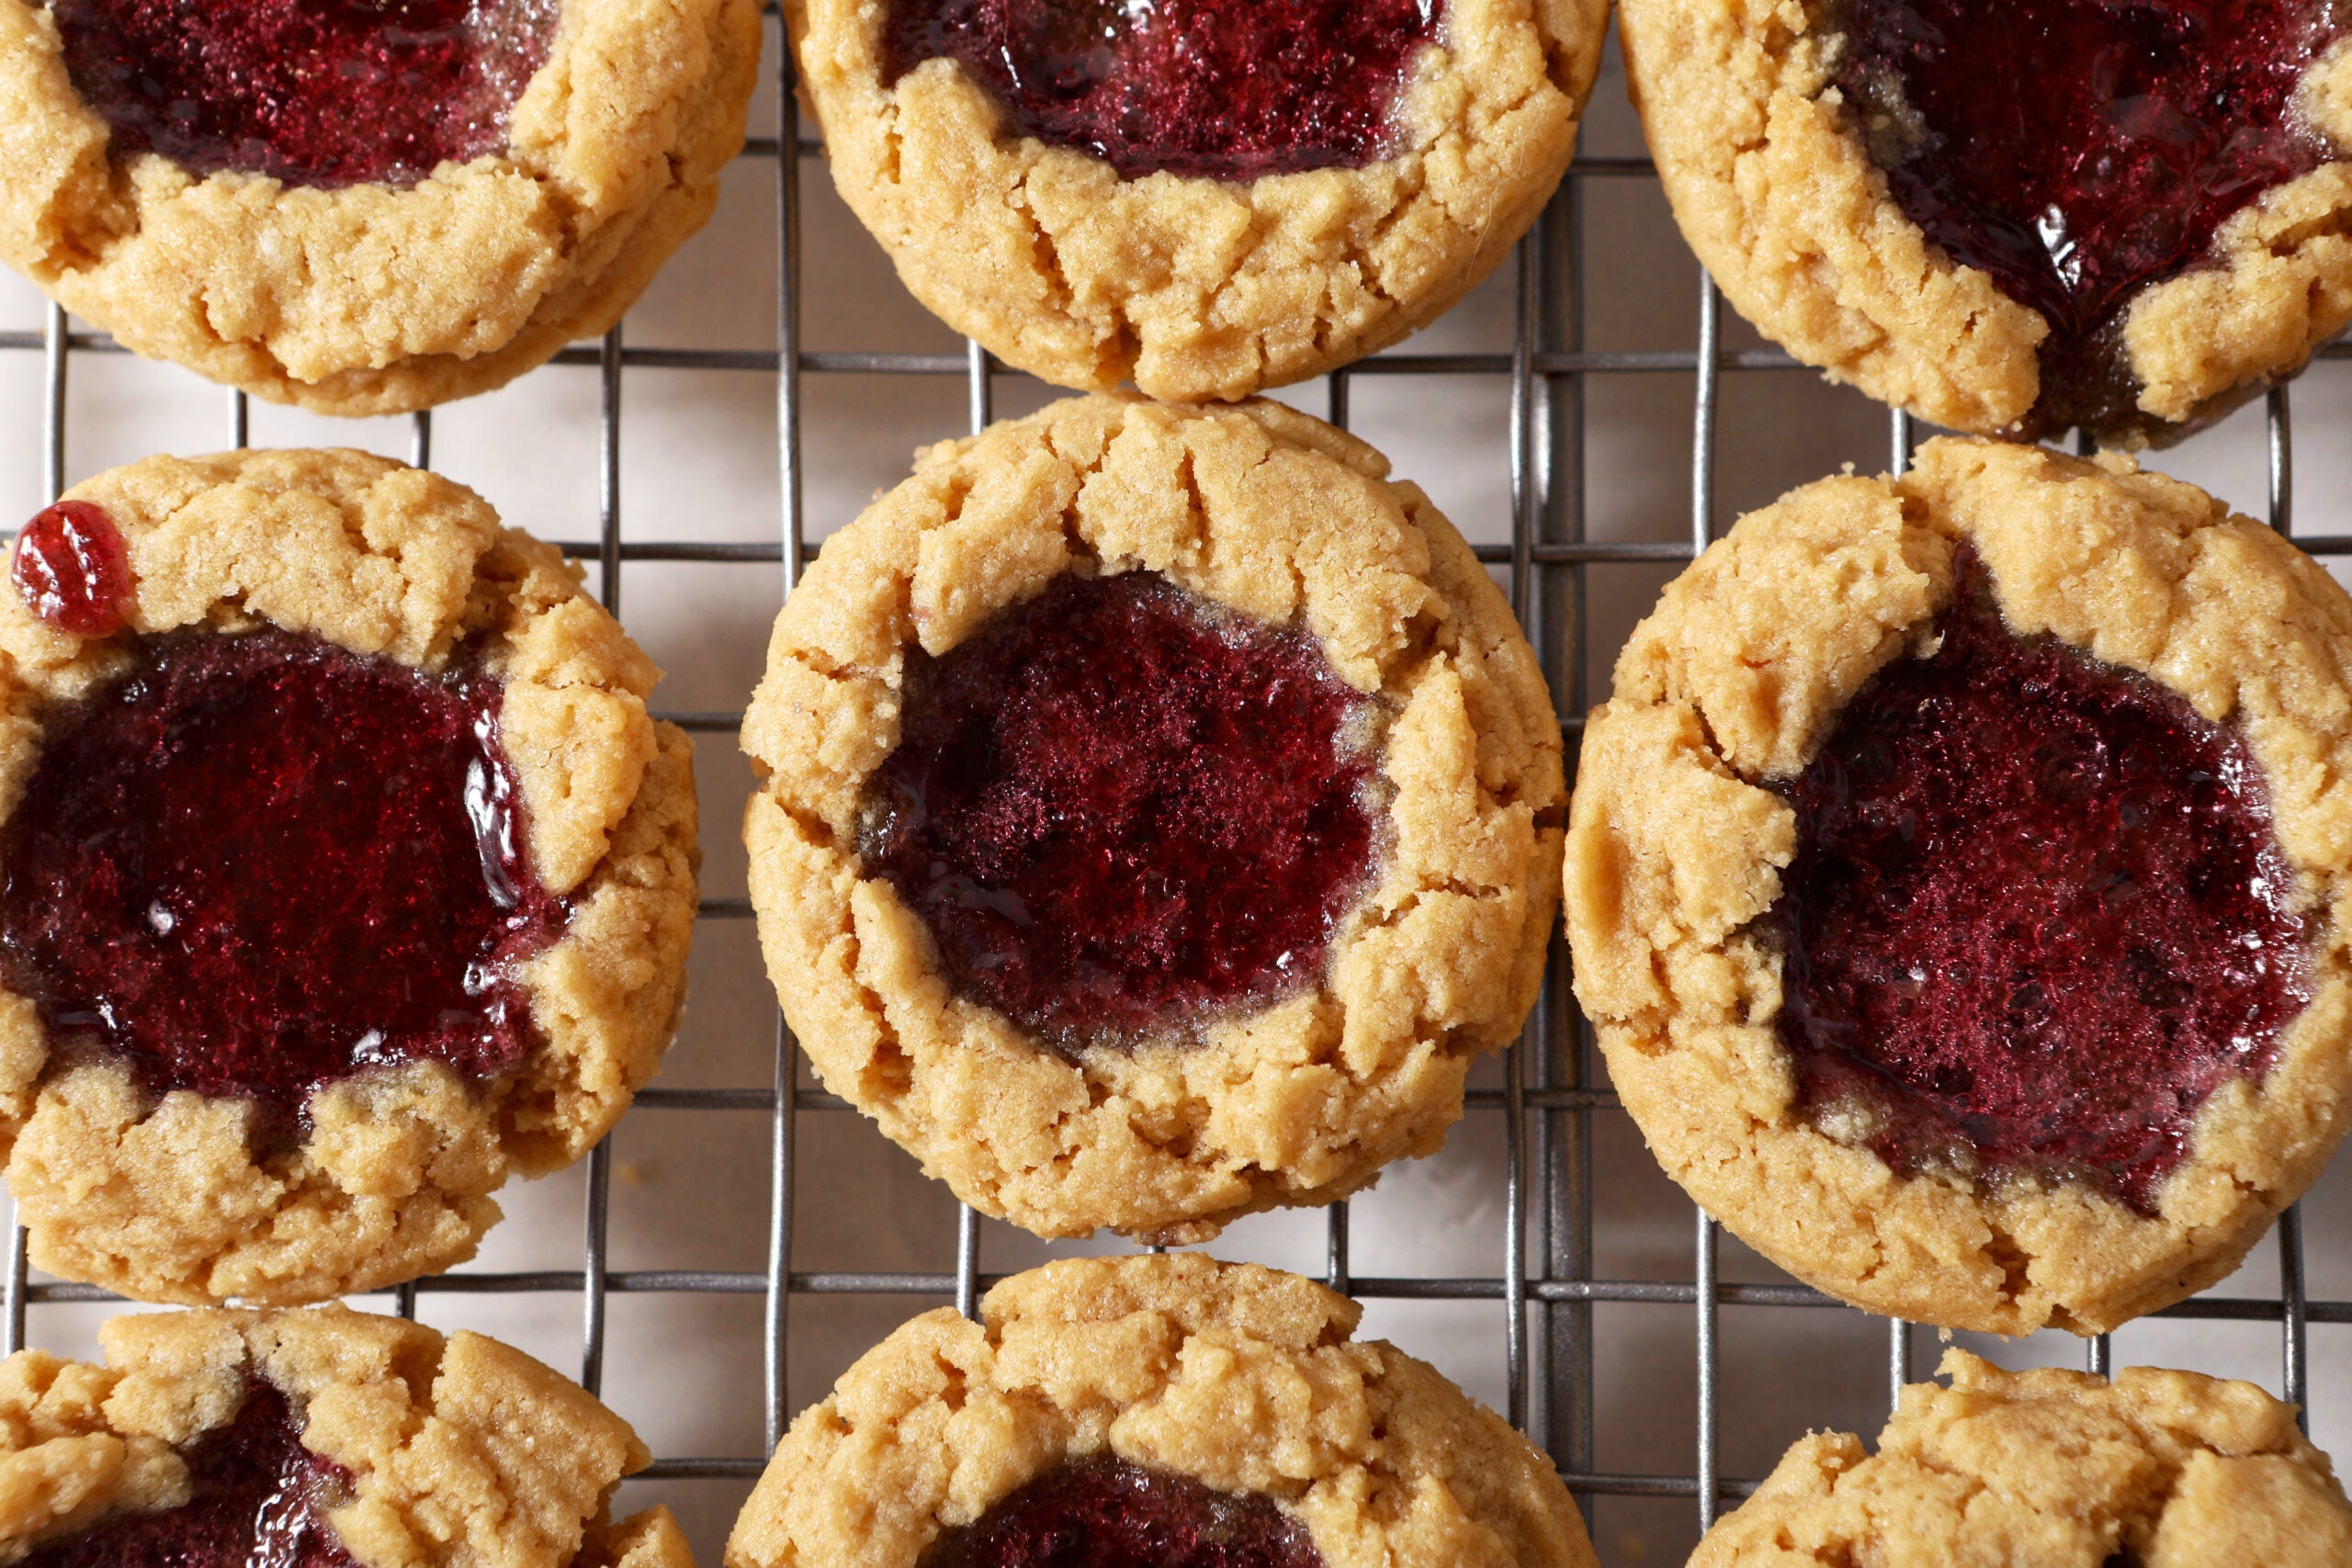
[0,629,560,1122]
[51,0,560,189]
[24,1384,356,1568]
[923,1458,1324,1568]
[13,501,133,637]
[881,0,1443,181]
[1774,553,2308,1211]
[858,573,1379,1049]
[1831,0,2349,434]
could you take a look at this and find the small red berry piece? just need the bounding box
[13,500,133,637]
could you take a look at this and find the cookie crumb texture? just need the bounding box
[725,1255,1598,1568]
[1566,437,2352,1335]
[0,0,760,414]
[0,1305,694,1568]
[1692,1351,2352,1567]
[1619,0,2352,443]
[742,395,1563,1242]
[788,0,1604,400]
[0,449,700,1305]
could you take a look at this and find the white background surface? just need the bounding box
[3,18,2349,1568]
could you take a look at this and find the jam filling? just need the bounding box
[923,1458,1324,1568]
[14,501,133,638]
[1830,0,2350,437]
[51,0,560,189]
[857,572,1380,1051]
[0,627,560,1124]
[1773,550,2308,1212]
[24,1383,356,1568]
[881,0,1444,181]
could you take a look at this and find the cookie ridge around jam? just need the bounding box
[881,0,1445,181]
[1773,547,2310,1213]
[856,570,1382,1053]
[51,0,562,190]
[0,626,563,1128]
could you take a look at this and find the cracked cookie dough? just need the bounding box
[1692,1351,2352,1567]
[727,1254,1597,1568]
[0,0,759,415]
[1620,0,2352,445]
[786,0,1606,401]
[0,449,700,1304]
[0,1304,691,1568]
[742,394,1564,1242]
[1565,437,2352,1334]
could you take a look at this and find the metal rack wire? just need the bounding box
[0,15,2346,1564]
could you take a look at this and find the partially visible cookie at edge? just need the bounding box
[727,1254,1597,1568]
[0,1303,692,1568]
[0,449,700,1303]
[1566,436,2352,1334]
[0,0,760,414]
[1619,0,2352,445]
[1692,1351,2352,1567]
[787,0,1607,401]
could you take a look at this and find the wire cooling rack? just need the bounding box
[2,13,2349,1567]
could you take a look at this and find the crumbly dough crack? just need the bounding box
[727,1255,1597,1568]
[1618,0,2352,440]
[741,394,1564,1242]
[1691,1351,2352,1566]
[0,1305,692,1568]
[0,449,701,1304]
[0,0,759,414]
[1566,437,2352,1334]
[786,0,1605,401]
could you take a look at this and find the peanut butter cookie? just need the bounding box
[742,394,1564,1242]
[1566,436,2352,1333]
[728,1255,1596,1568]
[788,0,1606,400]
[1693,1351,2352,1567]
[0,1304,690,1568]
[0,0,759,414]
[1621,0,2352,445]
[0,449,700,1303]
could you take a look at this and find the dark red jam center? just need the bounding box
[25,1384,356,1568]
[1773,551,2308,1212]
[51,0,559,190]
[13,502,133,638]
[1831,0,2350,435]
[881,0,1444,181]
[923,1458,1324,1568]
[857,572,1380,1051]
[0,628,560,1125]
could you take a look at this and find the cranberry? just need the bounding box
[924,1458,1323,1568]
[23,1383,356,1568]
[13,502,133,638]
[857,573,1380,1050]
[882,0,1443,181]
[1774,550,2309,1213]
[51,0,560,190]
[0,628,560,1125]
[1831,0,2348,437]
